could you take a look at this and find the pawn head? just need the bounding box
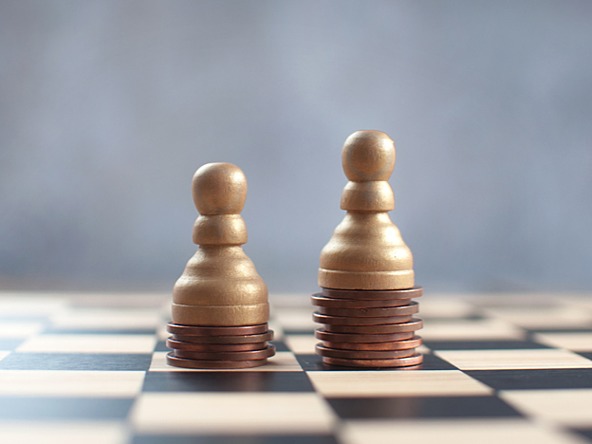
[342,130,396,181]
[192,162,247,215]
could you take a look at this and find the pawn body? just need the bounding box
[319,131,414,290]
[172,245,268,325]
[171,163,269,326]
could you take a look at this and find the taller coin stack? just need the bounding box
[313,131,423,368]
[167,163,275,369]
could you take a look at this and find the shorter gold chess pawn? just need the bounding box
[171,162,269,326]
[318,130,414,290]
[167,163,274,369]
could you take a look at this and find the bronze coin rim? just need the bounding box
[311,294,412,308]
[316,301,419,317]
[172,331,274,344]
[322,335,422,351]
[320,286,423,300]
[315,329,414,343]
[313,313,412,325]
[173,344,275,361]
[316,344,417,360]
[322,353,424,368]
[166,352,268,369]
[166,338,268,352]
[167,323,268,336]
[325,318,423,334]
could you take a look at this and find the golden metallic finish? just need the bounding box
[173,246,268,306]
[319,131,414,290]
[171,303,269,326]
[192,163,247,216]
[172,163,269,326]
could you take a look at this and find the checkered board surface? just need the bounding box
[0,292,591,444]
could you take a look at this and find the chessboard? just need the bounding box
[0,292,591,444]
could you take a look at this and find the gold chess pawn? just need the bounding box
[171,162,269,326]
[318,130,414,290]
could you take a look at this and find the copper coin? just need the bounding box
[166,338,268,352]
[316,301,419,318]
[172,331,274,344]
[313,313,412,325]
[321,287,423,300]
[322,335,422,351]
[315,329,414,343]
[322,353,423,368]
[174,345,275,361]
[167,323,268,336]
[315,344,417,360]
[166,352,268,369]
[325,318,423,334]
[311,294,412,308]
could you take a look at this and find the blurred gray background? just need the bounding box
[1,0,591,294]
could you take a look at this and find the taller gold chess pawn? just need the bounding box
[167,162,274,369]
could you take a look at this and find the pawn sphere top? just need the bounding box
[342,130,396,181]
[192,162,247,215]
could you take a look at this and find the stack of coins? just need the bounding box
[312,287,423,368]
[166,322,275,369]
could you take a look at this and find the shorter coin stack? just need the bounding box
[312,287,423,368]
[166,322,275,369]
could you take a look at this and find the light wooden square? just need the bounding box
[483,306,592,329]
[285,335,317,354]
[268,319,284,340]
[0,294,67,315]
[421,319,524,341]
[534,332,592,352]
[501,389,592,427]
[0,322,44,338]
[341,419,585,444]
[17,334,156,354]
[436,349,592,370]
[131,392,335,434]
[0,370,145,397]
[50,308,160,330]
[419,297,476,318]
[308,370,492,397]
[273,308,316,331]
[0,421,127,444]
